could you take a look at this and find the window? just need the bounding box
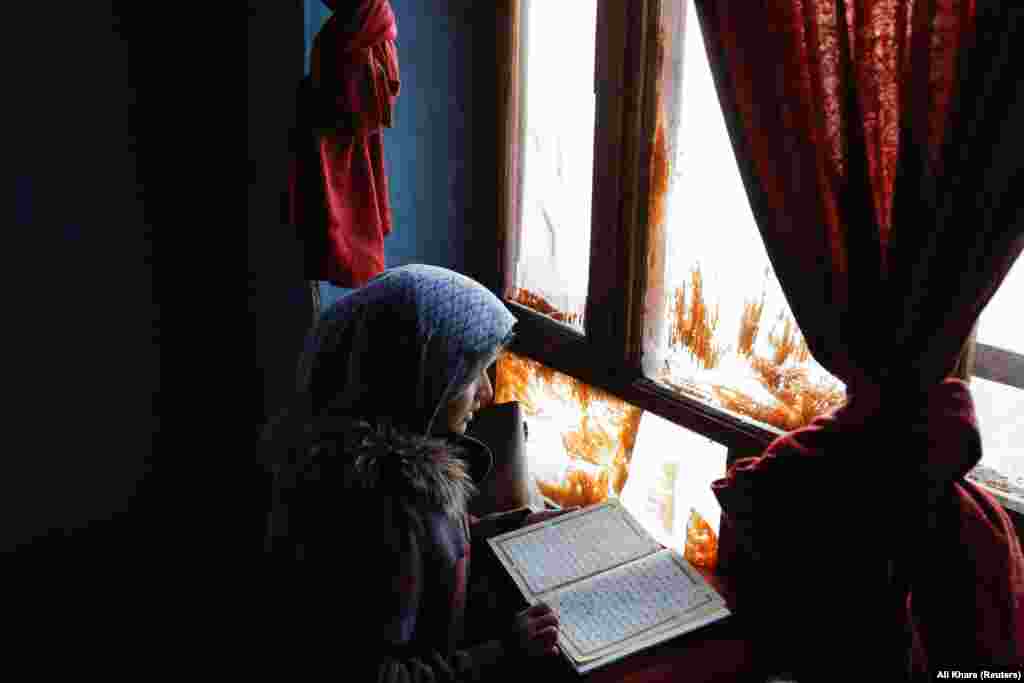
[512,0,598,332]
[495,349,723,566]
[497,0,812,558]
[966,258,1024,513]
[496,0,1024,520]
[495,350,640,510]
[646,0,845,435]
[501,0,840,454]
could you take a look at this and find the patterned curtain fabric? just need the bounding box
[288,0,401,287]
[694,0,1023,674]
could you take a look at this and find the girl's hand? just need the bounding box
[524,506,581,526]
[510,603,560,658]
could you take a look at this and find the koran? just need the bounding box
[487,498,731,674]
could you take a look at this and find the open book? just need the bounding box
[487,498,731,674]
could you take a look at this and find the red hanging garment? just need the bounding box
[288,0,400,287]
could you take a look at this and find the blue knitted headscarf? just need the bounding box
[296,264,517,437]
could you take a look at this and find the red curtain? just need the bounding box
[694,0,1023,675]
[288,0,400,287]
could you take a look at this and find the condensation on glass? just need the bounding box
[511,0,598,332]
[978,258,1023,356]
[641,0,847,434]
[495,350,641,508]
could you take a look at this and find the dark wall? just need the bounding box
[251,4,313,433]
[9,4,155,552]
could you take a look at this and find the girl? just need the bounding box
[263,264,570,679]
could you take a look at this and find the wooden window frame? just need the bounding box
[497,0,785,459]
[495,0,1024,468]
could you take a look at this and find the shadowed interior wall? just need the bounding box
[8,4,156,552]
[252,4,313,433]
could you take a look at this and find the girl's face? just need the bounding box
[444,365,494,435]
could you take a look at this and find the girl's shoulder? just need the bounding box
[289,418,480,522]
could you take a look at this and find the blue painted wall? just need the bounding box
[305,1,496,310]
[304,1,331,74]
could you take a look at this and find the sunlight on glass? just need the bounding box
[978,258,1023,355]
[514,0,598,331]
[649,1,846,432]
[495,351,641,508]
[969,377,1024,505]
[620,410,724,546]
[968,256,1023,507]
[496,350,722,562]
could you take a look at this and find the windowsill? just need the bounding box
[508,302,1024,532]
[505,301,780,454]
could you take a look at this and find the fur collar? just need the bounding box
[297,417,493,521]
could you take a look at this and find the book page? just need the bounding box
[490,501,661,597]
[548,549,725,664]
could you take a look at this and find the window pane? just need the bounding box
[643,0,846,432]
[978,257,1023,355]
[967,377,1024,511]
[512,0,598,331]
[971,256,1024,511]
[495,351,721,568]
[619,410,725,544]
[495,351,639,508]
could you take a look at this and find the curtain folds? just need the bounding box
[694,0,1023,674]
